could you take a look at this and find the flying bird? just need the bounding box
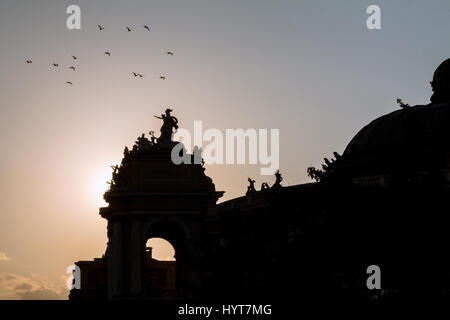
[52,63,59,67]
[166,51,174,56]
[137,74,144,78]
[25,60,32,64]
[126,26,132,32]
[104,51,111,56]
[159,76,166,80]
[69,66,76,71]
[65,81,73,85]
[97,25,104,31]
[144,25,150,31]
[132,72,138,77]
[72,55,77,60]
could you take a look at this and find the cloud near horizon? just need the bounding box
[0,252,11,262]
[0,272,68,300]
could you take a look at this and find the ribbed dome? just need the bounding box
[344,103,450,157]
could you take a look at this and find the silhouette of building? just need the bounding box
[144,247,176,298]
[70,60,450,302]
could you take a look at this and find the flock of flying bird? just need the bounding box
[24,24,174,86]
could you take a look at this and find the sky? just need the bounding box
[0,0,449,299]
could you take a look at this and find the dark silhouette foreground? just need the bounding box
[71,60,450,303]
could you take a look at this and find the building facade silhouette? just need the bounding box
[70,60,450,302]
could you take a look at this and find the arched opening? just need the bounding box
[144,219,187,298]
[146,238,176,261]
[144,237,177,297]
[143,219,189,298]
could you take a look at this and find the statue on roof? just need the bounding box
[154,108,179,144]
[396,98,411,109]
[149,131,157,145]
[246,177,256,195]
[135,133,152,150]
[272,170,283,189]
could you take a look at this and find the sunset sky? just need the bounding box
[0,0,449,299]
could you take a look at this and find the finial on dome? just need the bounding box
[430,58,450,103]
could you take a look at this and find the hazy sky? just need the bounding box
[0,0,449,299]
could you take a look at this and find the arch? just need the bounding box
[143,218,189,253]
[146,237,176,261]
[143,236,177,297]
[142,220,189,298]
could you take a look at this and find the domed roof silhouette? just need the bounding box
[343,103,450,157]
[337,59,450,180]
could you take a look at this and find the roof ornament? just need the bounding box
[272,170,283,189]
[396,98,411,109]
[154,108,179,144]
[246,178,256,195]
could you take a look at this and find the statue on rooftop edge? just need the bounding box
[247,177,256,194]
[154,108,179,143]
[148,131,157,144]
[272,170,283,189]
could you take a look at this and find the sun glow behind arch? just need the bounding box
[91,165,114,208]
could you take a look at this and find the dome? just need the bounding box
[343,102,450,157]
[431,58,450,103]
[338,101,450,181]
[316,60,450,183]
[343,58,450,161]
